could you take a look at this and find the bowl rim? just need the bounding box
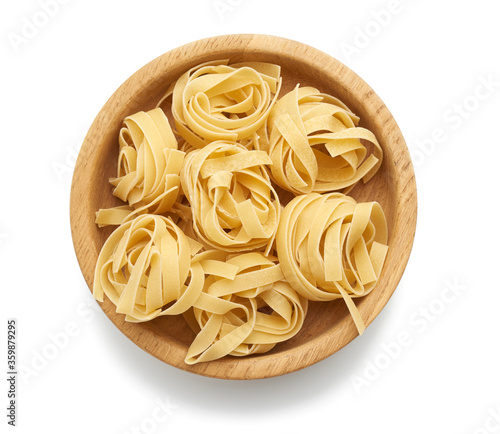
[70,33,417,380]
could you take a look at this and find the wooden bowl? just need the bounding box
[70,34,417,379]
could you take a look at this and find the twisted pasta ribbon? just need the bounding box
[184,251,308,365]
[95,108,184,227]
[169,60,282,149]
[267,86,383,195]
[180,141,280,252]
[276,192,388,334]
[93,215,204,322]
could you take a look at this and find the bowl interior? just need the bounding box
[70,34,417,379]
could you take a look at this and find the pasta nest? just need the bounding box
[170,60,282,148]
[184,251,308,365]
[93,215,204,322]
[180,141,281,252]
[95,108,185,227]
[276,192,388,334]
[266,86,383,195]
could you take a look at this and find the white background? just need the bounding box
[2,1,499,433]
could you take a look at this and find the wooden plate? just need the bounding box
[70,34,417,379]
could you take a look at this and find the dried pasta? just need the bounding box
[93,215,204,322]
[276,192,388,334]
[92,60,391,365]
[184,251,308,364]
[267,86,383,195]
[168,60,281,149]
[180,140,280,253]
[95,108,184,227]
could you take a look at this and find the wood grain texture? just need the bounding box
[70,34,417,380]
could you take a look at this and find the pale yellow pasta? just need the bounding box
[184,251,308,365]
[276,192,388,334]
[95,108,184,227]
[93,214,204,322]
[92,62,391,364]
[167,60,281,149]
[267,86,383,195]
[180,141,280,253]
